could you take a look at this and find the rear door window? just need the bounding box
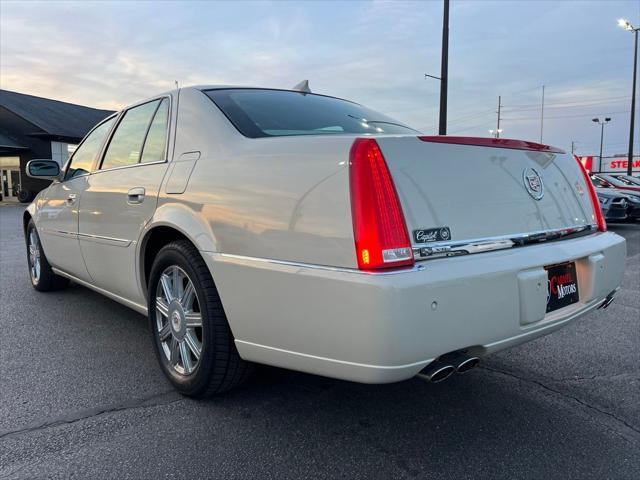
[101,100,161,170]
[140,98,169,163]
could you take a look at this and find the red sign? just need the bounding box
[577,155,593,172]
[577,155,640,174]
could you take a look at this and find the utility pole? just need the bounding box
[438,0,450,135]
[496,95,502,138]
[571,141,576,155]
[540,85,545,143]
[630,28,638,175]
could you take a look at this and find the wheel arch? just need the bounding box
[23,209,34,236]
[138,203,218,297]
[23,200,38,233]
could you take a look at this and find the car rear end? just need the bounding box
[208,135,625,384]
[197,88,626,384]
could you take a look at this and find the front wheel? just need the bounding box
[26,220,69,291]
[148,240,251,397]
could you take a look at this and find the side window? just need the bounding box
[65,117,115,180]
[101,100,160,170]
[140,98,169,163]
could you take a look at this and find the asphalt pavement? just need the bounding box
[1,203,638,479]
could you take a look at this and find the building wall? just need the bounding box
[0,106,79,200]
[50,141,77,167]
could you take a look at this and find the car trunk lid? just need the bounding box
[374,136,596,259]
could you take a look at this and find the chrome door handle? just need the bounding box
[66,193,77,205]
[127,187,145,204]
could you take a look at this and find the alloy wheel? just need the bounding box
[155,265,203,375]
[28,230,41,284]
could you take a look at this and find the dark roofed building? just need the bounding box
[0,89,114,202]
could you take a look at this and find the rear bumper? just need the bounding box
[204,231,626,384]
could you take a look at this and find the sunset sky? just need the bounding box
[1,0,638,156]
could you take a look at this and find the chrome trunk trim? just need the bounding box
[413,224,596,261]
[215,225,597,274]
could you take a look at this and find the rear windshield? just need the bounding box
[204,88,418,138]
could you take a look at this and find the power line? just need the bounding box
[502,96,631,111]
[502,110,630,121]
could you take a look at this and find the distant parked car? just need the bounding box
[591,173,640,193]
[612,174,640,187]
[596,188,629,221]
[23,86,626,397]
[621,191,640,221]
[597,187,640,222]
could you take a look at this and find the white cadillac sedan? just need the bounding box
[24,86,626,397]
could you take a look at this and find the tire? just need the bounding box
[26,220,70,291]
[148,240,252,397]
[18,189,33,203]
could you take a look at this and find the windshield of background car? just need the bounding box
[204,88,419,138]
[616,175,640,186]
[590,175,610,188]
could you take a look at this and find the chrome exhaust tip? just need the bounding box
[416,360,456,383]
[441,351,481,374]
[456,356,480,373]
[598,289,618,309]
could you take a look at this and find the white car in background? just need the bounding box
[24,86,626,397]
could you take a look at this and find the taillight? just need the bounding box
[575,155,607,232]
[349,138,414,270]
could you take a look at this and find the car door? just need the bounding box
[78,97,171,305]
[37,117,117,281]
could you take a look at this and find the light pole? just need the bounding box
[592,117,611,168]
[488,129,503,139]
[439,0,449,135]
[425,0,450,135]
[618,18,639,175]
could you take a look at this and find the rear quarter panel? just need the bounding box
[154,88,357,268]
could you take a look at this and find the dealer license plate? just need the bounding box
[545,262,579,313]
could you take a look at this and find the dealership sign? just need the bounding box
[577,155,640,174]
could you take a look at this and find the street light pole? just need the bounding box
[592,117,611,169]
[618,19,639,175]
[439,0,450,135]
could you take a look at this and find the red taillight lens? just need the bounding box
[575,155,607,232]
[349,138,414,270]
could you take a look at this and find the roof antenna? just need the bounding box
[292,80,311,94]
[174,80,179,89]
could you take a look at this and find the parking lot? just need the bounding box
[0,202,638,479]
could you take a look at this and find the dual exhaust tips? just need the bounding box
[418,290,619,384]
[416,351,480,383]
[598,289,618,310]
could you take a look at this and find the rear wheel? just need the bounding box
[26,220,70,291]
[148,240,251,397]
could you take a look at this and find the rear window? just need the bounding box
[204,88,418,138]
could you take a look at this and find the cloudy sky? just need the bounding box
[1,0,638,156]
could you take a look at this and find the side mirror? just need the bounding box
[26,159,61,180]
